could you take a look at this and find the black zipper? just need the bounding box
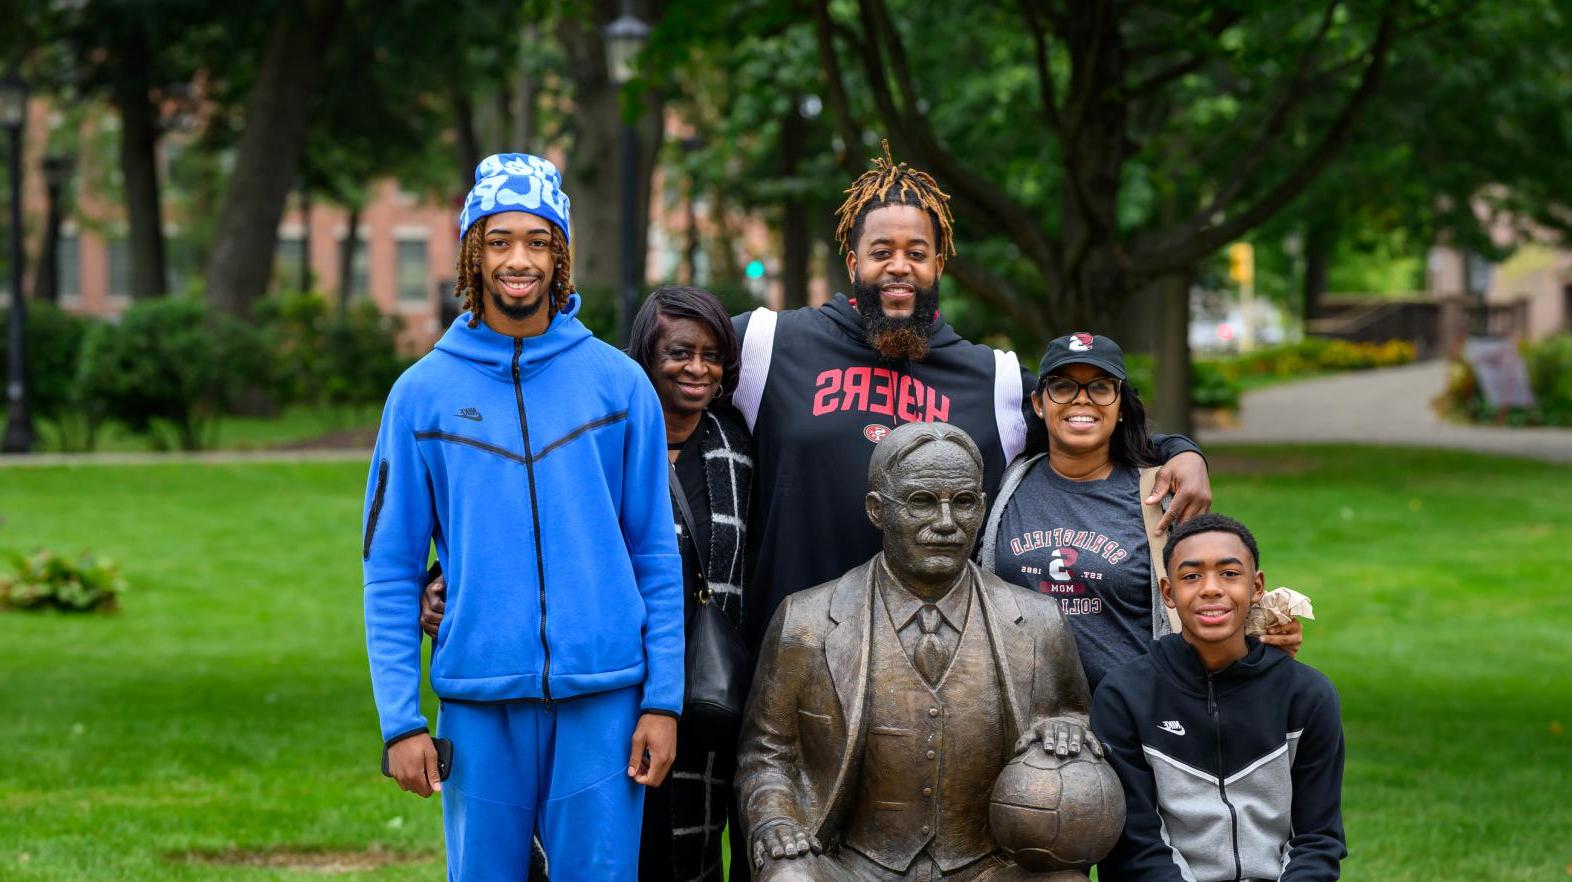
[513,339,553,703]
[362,459,390,560]
[1209,674,1242,881]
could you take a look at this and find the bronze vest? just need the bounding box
[843,580,1009,872]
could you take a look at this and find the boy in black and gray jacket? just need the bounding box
[1092,514,1346,881]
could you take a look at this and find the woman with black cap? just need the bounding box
[978,333,1302,691]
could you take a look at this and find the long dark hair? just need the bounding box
[626,285,742,399]
[1112,380,1160,467]
[1036,373,1159,468]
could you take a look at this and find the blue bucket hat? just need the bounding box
[458,153,572,243]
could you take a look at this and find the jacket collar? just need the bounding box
[1149,633,1284,697]
[433,293,592,383]
[874,556,970,632]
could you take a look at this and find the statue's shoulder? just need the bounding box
[766,560,874,647]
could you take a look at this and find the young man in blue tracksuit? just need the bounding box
[361,153,684,881]
[1092,514,1346,881]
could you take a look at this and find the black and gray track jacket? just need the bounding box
[1092,635,1346,882]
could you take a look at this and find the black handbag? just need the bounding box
[668,463,754,725]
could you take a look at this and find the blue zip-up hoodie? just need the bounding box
[361,296,684,745]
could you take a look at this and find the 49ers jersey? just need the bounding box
[731,295,1037,644]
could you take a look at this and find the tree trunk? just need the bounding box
[557,1,665,294]
[1055,1,1130,330]
[205,0,344,316]
[337,202,360,313]
[779,102,809,309]
[683,174,699,285]
[34,182,63,304]
[514,23,538,151]
[110,21,168,301]
[1301,217,1335,323]
[1151,269,1194,436]
[452,85,482,190]
[298,185,313,294]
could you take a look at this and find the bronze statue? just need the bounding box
[736,422,1124,881]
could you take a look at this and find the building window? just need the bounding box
[1465,251,1493,300]
[276,235,308,293]
[59,233,80,299]
[166,235,194,297]
[108,237,131,298]
[337,235,371,302]
[396,239,429,303]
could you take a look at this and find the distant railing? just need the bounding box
[1307,294,1530,358]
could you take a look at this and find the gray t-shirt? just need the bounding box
[992,460,1152,690]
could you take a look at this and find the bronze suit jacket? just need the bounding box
[736,556,1093,847]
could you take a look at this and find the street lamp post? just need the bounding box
[35,153,75,304]
[1,72,33,454]
[603,3,650,344]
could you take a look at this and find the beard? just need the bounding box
[486,274,547,322]
[851,278,940,361]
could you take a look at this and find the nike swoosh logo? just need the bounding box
[1159,722,1186,736]
[456,409,483,422]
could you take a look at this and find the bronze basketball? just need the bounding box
[989,749,1126,871]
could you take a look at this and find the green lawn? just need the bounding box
[21,404,380,453]
[1,446,1568,880]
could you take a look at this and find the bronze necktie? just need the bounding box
[914,604,947,686]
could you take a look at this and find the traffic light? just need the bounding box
[1227,242,1254,286]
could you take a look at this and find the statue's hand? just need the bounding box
[1015,715,1104,760]
[751,819,822,869]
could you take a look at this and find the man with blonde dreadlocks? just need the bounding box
[362,153,683,881]
[730,142,1212,647]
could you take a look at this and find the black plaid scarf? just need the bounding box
[663,403,752,882]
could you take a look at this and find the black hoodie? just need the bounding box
[731,295,1202,646]
[1091,635,1346,882]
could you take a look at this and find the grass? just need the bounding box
[20,404,380,453]
[1,445,1568,880]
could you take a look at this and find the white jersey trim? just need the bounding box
[734,307,777,431]
[994,348,1027,462]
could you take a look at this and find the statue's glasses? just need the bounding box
[1039,375,1121,406]
[878,489,984,520]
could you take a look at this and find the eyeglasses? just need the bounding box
[1040,375,1120,406]
[877,489,984,519]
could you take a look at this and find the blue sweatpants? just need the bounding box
[438,686,645,881]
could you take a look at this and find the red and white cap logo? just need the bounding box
[1069,333,1095,352]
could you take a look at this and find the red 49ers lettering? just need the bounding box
[811,367,951,423]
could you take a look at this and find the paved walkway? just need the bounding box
[1199,360,1572,463]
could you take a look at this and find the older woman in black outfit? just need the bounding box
[625,285,753,882]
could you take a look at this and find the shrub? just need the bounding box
[76,298,271,450]
[253,293,407,408]
[0,301,95,421]
[0,549,126,612]
[1190,360,1242,410]
[1439,335,1572,427]
[1120,353,1242,412]
[1524,335,1572,426]
[1208,337,1416,381]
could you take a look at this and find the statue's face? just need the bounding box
[871,439,986,585]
